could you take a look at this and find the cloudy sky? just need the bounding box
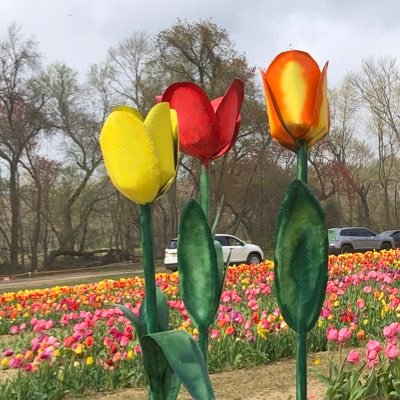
[0,0,399,86]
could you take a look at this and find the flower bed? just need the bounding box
[1,250,400,399]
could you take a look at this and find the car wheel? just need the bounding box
[247,253,262,265]
[380,242,392,250]
[340,244,353,254]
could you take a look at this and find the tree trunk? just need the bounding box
[357,186,370,226]
[62,204,75,252]
[383,182,391,228]
[30,185,42,272]
[9,159,20,271]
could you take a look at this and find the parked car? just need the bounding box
[328,227,395,254]
[381,230,400,248]
[164,234,264,272]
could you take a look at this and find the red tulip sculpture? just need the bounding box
[161,79,244,221]
[161,80,244,365]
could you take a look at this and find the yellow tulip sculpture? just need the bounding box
[100,103,178,205]
[100,102,178,334]
[99,103,216,400]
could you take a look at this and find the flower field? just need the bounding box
[1,250,400,399]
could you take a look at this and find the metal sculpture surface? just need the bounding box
[99,49,329,399]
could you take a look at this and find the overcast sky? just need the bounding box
[0,0,399,87]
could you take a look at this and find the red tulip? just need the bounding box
[161,80,244,161]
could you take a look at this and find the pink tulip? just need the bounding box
[44,320,54,330]
[221,293,231,303]
[366,340,382,368]
[9,357,22,368]
[24,363,33,372]
[326,328,338,342]
[244,320,252,330]
[321,308,330,318]
[47,336,58,346]
[367,340,382,353]
[385,342,399,360]
[10,325,19,334]
[384,323,400,339]
[347,350,360,364]
[363,286,372,293]
[367,357,379,369]
[338,328,352,343]
[210,329,220,339]
[3,349,14,357]
[247,299,259,311]
[39,350,52,360]
[120,335,130,347]
[356,299,365,309]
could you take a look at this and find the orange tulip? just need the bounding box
[260,50,329,151]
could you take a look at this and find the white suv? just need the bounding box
[328,227,395,254]
[164,234,264,272]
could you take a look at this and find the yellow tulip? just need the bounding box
[99,103,179,204]
[260,50,329,152]
[86,356,94,366]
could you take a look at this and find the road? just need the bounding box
[0,263,167,293]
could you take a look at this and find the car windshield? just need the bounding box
[328,229,337,242]
[168,239,177,249]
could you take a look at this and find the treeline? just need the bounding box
[0,21,399,273]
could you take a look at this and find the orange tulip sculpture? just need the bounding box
[261,50,330,400]
[260,50,329,180]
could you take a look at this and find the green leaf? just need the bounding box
[393,379,400,394]
[116,287,169,340]
[139,287,170,332]
[211,194,224,236]
[214,240,224,287]
[274,180,328,333]
[115,304,147,340]
[142,330,216,400]
[363,370,378,399]
[178,199,219,331]
[117,289,180,400]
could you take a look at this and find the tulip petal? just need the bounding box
[156,108,180,198]
[162,82,218,161]
[145,103,176,193]
[265,50,321,139]
[170,108,179,166]
[210,97,241,158]
[211,79,244,158]
[99,106,160,205]
[260,70,296,151]
[113,105,144,121]
[305,62,329,148]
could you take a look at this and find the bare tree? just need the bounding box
[38,63,110,252]
[349,57,400,228]
[0,25,47,271]
[106,32,158,114]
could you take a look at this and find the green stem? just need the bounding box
[296,142,308,183]
[200,160,211,222]
[296,332,307,400]
[140,204,158,334]
[199,329,209,365]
